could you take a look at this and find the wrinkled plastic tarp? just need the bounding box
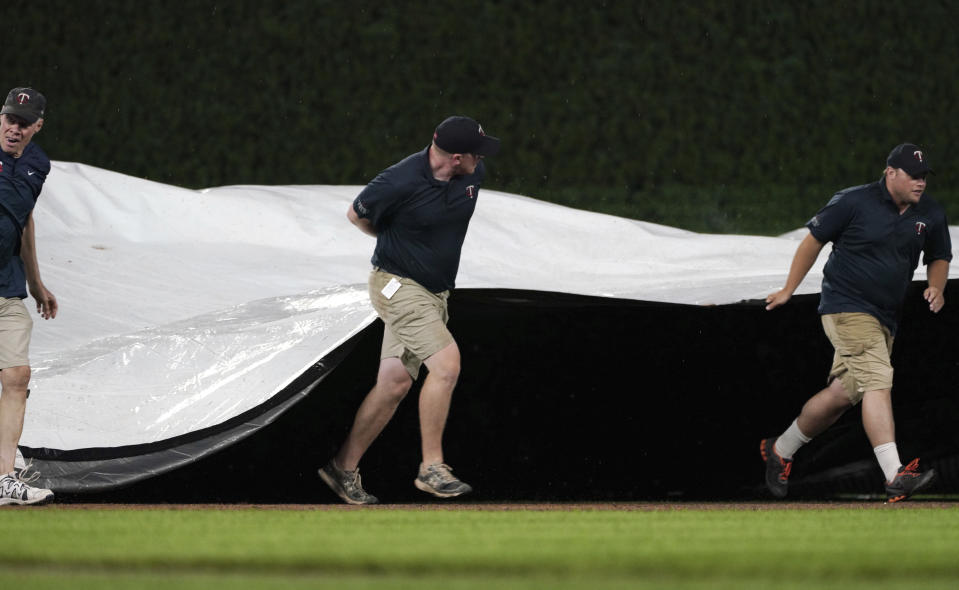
[19,162,959,491]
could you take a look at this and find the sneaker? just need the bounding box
[14,447,26,472]
[0,472,54,506]
[14,449,40,484]
[414,463,472,498]
[318,460,378,505]
[760,438,792,498]
[886,458,935,503]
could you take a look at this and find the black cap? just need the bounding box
[887,143,933,176]
[433,116,500,156]
[1,87,46,124]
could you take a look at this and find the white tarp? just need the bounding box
[21,162,959,460]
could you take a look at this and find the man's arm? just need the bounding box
[20,212,57,319]
[765,232,826,310]
[924,258,949,313]
[347,204,377,237]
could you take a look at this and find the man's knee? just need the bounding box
[425,342,460,386]
[376,360,413,402]
[0,366,31,396]
[825,376,855,407]
[861,388,892,404]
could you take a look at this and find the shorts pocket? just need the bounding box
[838,340,865,357]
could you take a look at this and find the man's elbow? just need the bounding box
[800,233,826,256]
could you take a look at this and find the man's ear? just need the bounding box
[34,118,43,133]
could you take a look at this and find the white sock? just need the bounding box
[874,442,901,482]
[774,419,812,459]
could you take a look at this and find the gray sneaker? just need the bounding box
[414,463,472,498]
[318,460,378,505]
[0,472,54,506]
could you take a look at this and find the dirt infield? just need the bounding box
[35,500,959,511]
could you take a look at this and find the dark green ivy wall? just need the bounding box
[12,1,959,233]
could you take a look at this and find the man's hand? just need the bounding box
[924,286,945,313]
[766,233,824,312]
[765,289,792,311]
[30,284,57,319]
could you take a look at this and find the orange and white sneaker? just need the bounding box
[886,458,935,503]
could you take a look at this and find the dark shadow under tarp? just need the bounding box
[61,282,959,503]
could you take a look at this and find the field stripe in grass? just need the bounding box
[7,567,959,590]
[2,506,959,582]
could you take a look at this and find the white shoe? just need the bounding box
[14,448,26,472]
[0,472,54,506]
[13,449,40,483]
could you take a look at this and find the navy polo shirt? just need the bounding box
[808,177,952,334]
[0,142,50,298]
[353,147,484,293]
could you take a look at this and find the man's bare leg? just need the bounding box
[335,357,412,471]
[796,377,853,439]
[413,340,471,497]
[861,388,895,447]
[419,340,460,466]
[0,366,30,474]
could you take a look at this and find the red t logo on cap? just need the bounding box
[914,150,924,162]
[15,92,30,105]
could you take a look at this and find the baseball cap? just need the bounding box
[433,116,500,156]
[887,143,933,177]
[1,87,46,124]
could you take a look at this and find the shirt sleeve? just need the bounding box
[806,190,854,243]
[352,170,407,230]
[11,143,50,201]
[0,152,16,210]
[923,208,953,265]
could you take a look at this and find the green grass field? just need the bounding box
[3,504,959,589]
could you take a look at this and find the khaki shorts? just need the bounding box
[821,312,894,404]
[0,297,32,369]
[369,269,453,380]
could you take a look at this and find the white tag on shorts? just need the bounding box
[381,277,402,299]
